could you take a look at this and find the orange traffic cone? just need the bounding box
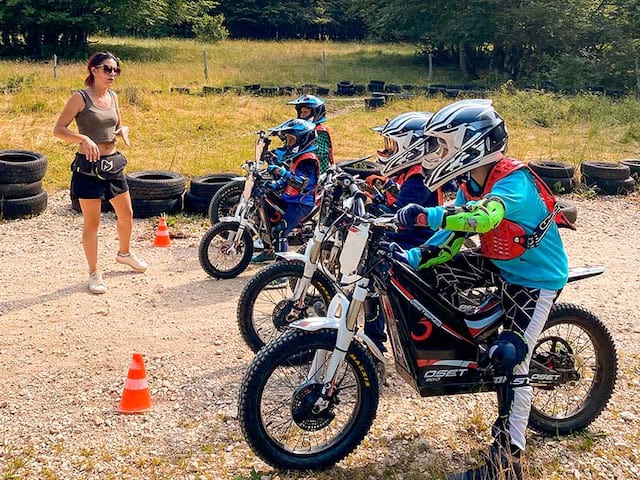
[118,353,152,414]
[153,216,171,247]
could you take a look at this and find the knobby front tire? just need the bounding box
[238,328,380,470]
[198,221,253,279]
[237,261,336,353]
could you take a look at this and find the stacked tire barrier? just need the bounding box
[184,173,237,215]
[0,150,48,220]
[126,170,186,218]
[580,161,635,195]
[528,160,577,194]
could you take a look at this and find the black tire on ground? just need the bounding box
[70,197,113,213]
[621,159,640,180]
[126,170,186,200]
[0,190,47,219]
[198,221,253,279]
[336,80,355,96]
[538,175,577,194]
[337,159,381,180]
[183,190,209,215]
[582,175,635,195]
[0,180,42,199]
[236,260,337,353]
[189,173,237,198]
[131,196,182,218]
[365,97,385,109]
[529,160,575,179]
[580,161,630,181]
[528,303,617,435]
[557,198,578,224]
[368,80,385,92]
[238,328,379,470]
[0,150,48,184]
[208,180,245,224]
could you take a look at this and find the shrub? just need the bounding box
[193,14,229,43]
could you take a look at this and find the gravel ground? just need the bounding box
[0,189,639,480]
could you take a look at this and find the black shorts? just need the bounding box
[70,167,129,201]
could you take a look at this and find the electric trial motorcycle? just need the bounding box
[237,208,618,470]
[198,131,317,279]
[209,155,375,225]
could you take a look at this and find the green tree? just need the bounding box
[0,0,107,57]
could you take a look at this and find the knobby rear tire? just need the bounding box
[528,302,617,435]
[208,180,245,224]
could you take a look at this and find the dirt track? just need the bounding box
[0,189,639,479]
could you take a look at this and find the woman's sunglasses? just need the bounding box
[95,65,122,76]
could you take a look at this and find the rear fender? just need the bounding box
[567,265,605,283]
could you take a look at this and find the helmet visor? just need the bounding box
[381,137,398,156]
[296,105,313,120]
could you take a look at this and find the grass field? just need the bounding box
[0,37,638,191]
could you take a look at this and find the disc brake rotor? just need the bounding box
[273,299,297,330]
[534,335,580,385]
[291,382,335,431]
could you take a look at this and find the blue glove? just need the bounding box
[380,241,410,264]
[268,165,287,177]
[397,203,426,228]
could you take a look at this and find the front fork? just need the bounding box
[291,224,329,308]
[310,278,369,406]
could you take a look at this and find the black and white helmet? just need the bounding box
[372,111,433,164]
[380,135,440,177]
[423,99,508,191]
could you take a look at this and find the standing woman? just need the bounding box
[54,51,147,294]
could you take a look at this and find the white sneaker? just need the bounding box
[116,252,148,272]
[88,271,107,294]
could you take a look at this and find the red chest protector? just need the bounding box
[459,158,574,260]
[283,152,320,198]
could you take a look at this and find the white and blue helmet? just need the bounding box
[269,118,317,161]
[287,94,327,124]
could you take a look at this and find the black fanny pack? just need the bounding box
[72,153,127,180]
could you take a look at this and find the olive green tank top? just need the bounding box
[75,89,118,144]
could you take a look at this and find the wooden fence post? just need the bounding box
[53,54,57,79]
[322,50,326,82]
[203,51,208,81]
[635,56,639,98]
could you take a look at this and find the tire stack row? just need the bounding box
[183,173,237,215]
[580,161,636,195]
[126,171,186,218]
[0,150,48,220]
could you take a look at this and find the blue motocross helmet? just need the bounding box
[287,94,327,124]
[269,118,317,162]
